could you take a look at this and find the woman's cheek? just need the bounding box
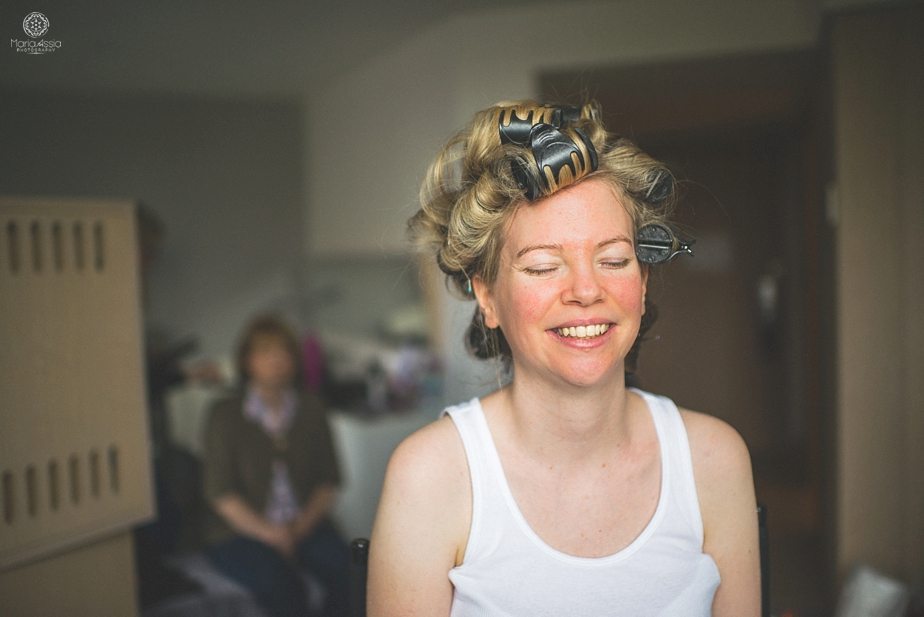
[509,283,554,322]
[609,274,647,314]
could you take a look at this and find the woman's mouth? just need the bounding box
[554,323,611,339]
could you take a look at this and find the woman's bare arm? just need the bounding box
[683,410,761,617]
[368,417,471,617]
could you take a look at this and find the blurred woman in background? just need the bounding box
[203,314,349,617]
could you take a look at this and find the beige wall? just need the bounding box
[832,7,924,582]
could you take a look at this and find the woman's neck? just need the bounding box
[251,383,288,410]
[498,372,634,463]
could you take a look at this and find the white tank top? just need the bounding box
[442,389,720,617]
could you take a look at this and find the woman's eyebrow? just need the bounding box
[515,243,561,258]
[597,236,633,248]
[515,236,632,259]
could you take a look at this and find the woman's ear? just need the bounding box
[641,266,649,315]
[471,276,500,329]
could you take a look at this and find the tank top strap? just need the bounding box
[632,389,705,544]
[442,398,492,559]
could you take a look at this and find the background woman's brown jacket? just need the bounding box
[202,390,341,544]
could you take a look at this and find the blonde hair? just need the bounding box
[408,100,676,366]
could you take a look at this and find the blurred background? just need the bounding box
[1,1,922,616]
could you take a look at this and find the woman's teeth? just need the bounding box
[556,324,610,339]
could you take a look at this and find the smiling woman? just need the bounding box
[472,180,646,390]
[368,101,760,617]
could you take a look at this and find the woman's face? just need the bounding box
[473,179,647,388]
[246,335,295,390]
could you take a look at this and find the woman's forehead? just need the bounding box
[503,180,634,250]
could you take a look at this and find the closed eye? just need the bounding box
[522,265,558,276]
[600,259,631,269]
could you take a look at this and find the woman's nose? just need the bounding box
[564,264,603,305]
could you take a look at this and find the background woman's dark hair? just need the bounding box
[235,314,303,388]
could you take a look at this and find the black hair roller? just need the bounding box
[572,127,598,172]
[498,107,558,146]
[558,105,582,125]
[497,105,599,200]
[510,152,543,202]
[642,169,674,205]
[635,223,694,265]
[510,123,599,200]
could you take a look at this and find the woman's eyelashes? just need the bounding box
[517,256,634,276]
[600,258,631,269]
[520,263,559,276]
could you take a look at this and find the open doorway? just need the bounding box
[542,48,832,614]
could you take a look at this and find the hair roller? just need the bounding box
[642,169,674,205]
[497,106,560,146]
[504,118,599,200]
[635,223,694,264]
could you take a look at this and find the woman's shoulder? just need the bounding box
[206,392,244,423]
[383,412,471,523]
[678,407,760,614]
[377,413,472,563]
[677,407,756,539]
[370,412,473,610]
[295,388,325,412]
[387,414,468,489]
[292,389,332,426]
[632,391,751,493]
[678,408,752,477]
[202,393,246,451]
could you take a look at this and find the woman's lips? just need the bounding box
[554,323,611,339]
